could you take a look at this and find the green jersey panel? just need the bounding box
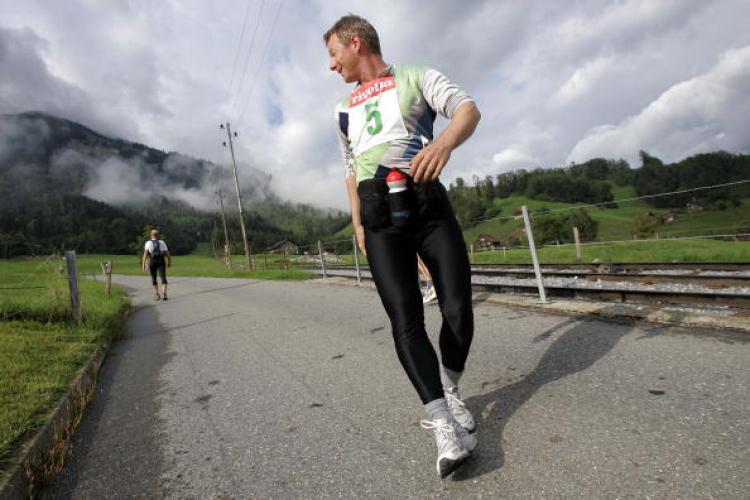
[334,64,473,183]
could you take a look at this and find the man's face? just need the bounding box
[326,33,359,83]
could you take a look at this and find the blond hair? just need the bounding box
[323,14,381,55]
[150,229,160,239]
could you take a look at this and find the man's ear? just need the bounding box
[351,34,362,53]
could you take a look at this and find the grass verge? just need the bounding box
[0,257,130,470]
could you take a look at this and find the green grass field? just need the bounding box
[328,238,749,266]
[465,192,748,241]
[461,192,750,256]
[469,238,750,264]
[75,251,315,281]
[0,258,130,462]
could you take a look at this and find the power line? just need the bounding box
[236,0,283,125]
[227,0,254,94]
[530,179,750,217]
[230,0,266,111]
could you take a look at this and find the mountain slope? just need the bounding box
[0,112,348,256]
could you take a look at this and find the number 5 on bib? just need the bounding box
[365,101,383,135]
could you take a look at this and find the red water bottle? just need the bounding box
[386,168,412,226]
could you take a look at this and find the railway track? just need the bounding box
[308,262,750,308]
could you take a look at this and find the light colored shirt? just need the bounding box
[144,239,168,255]
[333,64,474,182]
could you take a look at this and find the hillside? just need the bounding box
[450,153,750,248]
[0,112,348,256]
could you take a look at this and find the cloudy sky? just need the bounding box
[1,0,749,209]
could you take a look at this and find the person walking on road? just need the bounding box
[324,14,481,478]
[141,229,171,301]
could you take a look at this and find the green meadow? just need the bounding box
[0,257,129,462]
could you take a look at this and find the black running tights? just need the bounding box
[365,210,474,404]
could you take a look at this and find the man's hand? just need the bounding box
[409,142,451,183]
[354,224,366,256]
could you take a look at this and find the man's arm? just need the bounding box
[165,250,172,267]
[346,174,366,256]
[141,248,149,271]
[409,101,481,183]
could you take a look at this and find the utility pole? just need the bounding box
[216,189,232,269]
[220,122,252,269]
[212,220,220,259]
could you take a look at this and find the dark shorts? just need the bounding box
[149,259,167,285]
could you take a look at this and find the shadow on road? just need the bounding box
[453,313,634,481]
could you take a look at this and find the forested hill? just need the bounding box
[0,112,348,256]
[446,151,750,228]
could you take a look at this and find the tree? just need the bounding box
[532,208,597,245]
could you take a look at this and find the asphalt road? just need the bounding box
[43,276,750,499]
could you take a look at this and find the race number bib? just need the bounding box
[347,76,408,155]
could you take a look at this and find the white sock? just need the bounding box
[440,365,463,391]
[424,397,451,421]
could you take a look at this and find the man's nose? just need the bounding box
[329,58,338,71]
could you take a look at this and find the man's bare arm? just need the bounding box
[346,174,367,256]
[409,101,481,183]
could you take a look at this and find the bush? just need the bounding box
[632,213,660,238]
[532,208,597,245]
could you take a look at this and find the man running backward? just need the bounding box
[324,14,481,478]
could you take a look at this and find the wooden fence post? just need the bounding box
[573,227,582,261]
[65,251,82,323]
[100,260,112,296]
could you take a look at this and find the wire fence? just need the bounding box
[461,179,750,226]
[205,177,750,271]
[205,229,749,278]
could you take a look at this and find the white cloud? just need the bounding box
[491,146,538,173]
[550,57,612,108]
[2,0,750,210]
[567,45,750,165]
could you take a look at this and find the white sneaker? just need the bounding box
[420,417,470,478]
[454,418,477,452]
[445,387,476,433]
[422,285,437,304]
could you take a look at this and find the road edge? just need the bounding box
[0,306,131,499]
